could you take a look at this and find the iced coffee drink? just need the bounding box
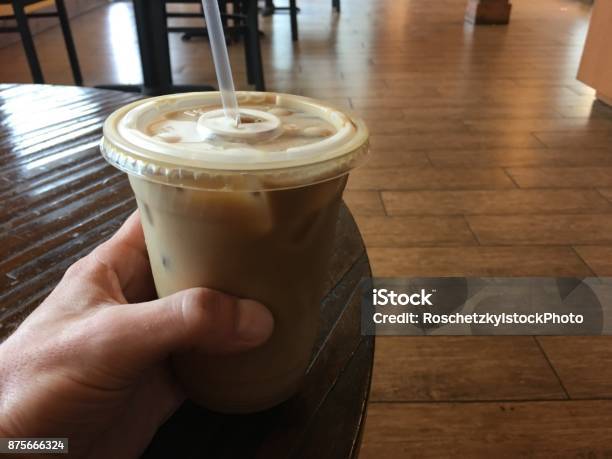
[100,91,368,413]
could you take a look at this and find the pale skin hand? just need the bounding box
[0,211,274,458]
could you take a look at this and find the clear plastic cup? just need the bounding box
[100,91,369,413]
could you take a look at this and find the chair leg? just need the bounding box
[13,0,44,83]
[289,0,298,41]
[332,0,340,13]
[219,0,227,29]
[245,0,265,90]
[262,0,274,16]
[54,0,83,85]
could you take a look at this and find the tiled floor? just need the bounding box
[2,0,612,456]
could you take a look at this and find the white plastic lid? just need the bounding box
[100,91,369,191]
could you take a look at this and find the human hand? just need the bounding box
[0,211,274,458]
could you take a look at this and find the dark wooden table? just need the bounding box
[0,84,374,459]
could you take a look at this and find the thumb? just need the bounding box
[97,288,274,371]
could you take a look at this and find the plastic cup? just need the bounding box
[100,91,369,413]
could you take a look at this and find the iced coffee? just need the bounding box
[100,91,369,413]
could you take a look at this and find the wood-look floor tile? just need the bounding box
[507,167,612,188]
[293,80,390,90]
[597,188,612,203]
[382,190,612,215]
[385,78,517,91]
[428,148,612,168]
[512,78,590,88]
[302,86,440,100]
[360,401,612,458]
[342,191,385,216]
[357,108,406,123]
[356,216,476,248]
[371,337,565,401]
[367,247,592,277]
[558,103,612,118]
[365,150,431,169]
[364,119,466,134]
[313,96,353,109]
[537,337,612,399]
[357,131,543,150]
[564,83,596,96]
[534,131,612,148]
[351,95,477,111]
[573,246,612,276]
[401,105,563,120]
[299,87,391,99]
[437,85,581,101]
[347,167,515,191]
[464,118,612,132]
[491,92,595,107]
[467,214,612,245]
[369,135,426,152]
[441,90,592,107]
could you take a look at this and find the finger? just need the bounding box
[93,288,274,373]
[92,210,156,303]
[109,210,147,253]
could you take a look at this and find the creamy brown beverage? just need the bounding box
[100,91,369,413]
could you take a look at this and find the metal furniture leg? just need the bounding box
[12,0,44,83]
[54,0,82,85]
[289,0,297,41]
[245,0,264,90]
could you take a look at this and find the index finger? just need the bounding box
[93,210,156,303]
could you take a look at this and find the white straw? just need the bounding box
[201,0,241,126]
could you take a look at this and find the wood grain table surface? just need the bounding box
[0,83,374,459]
